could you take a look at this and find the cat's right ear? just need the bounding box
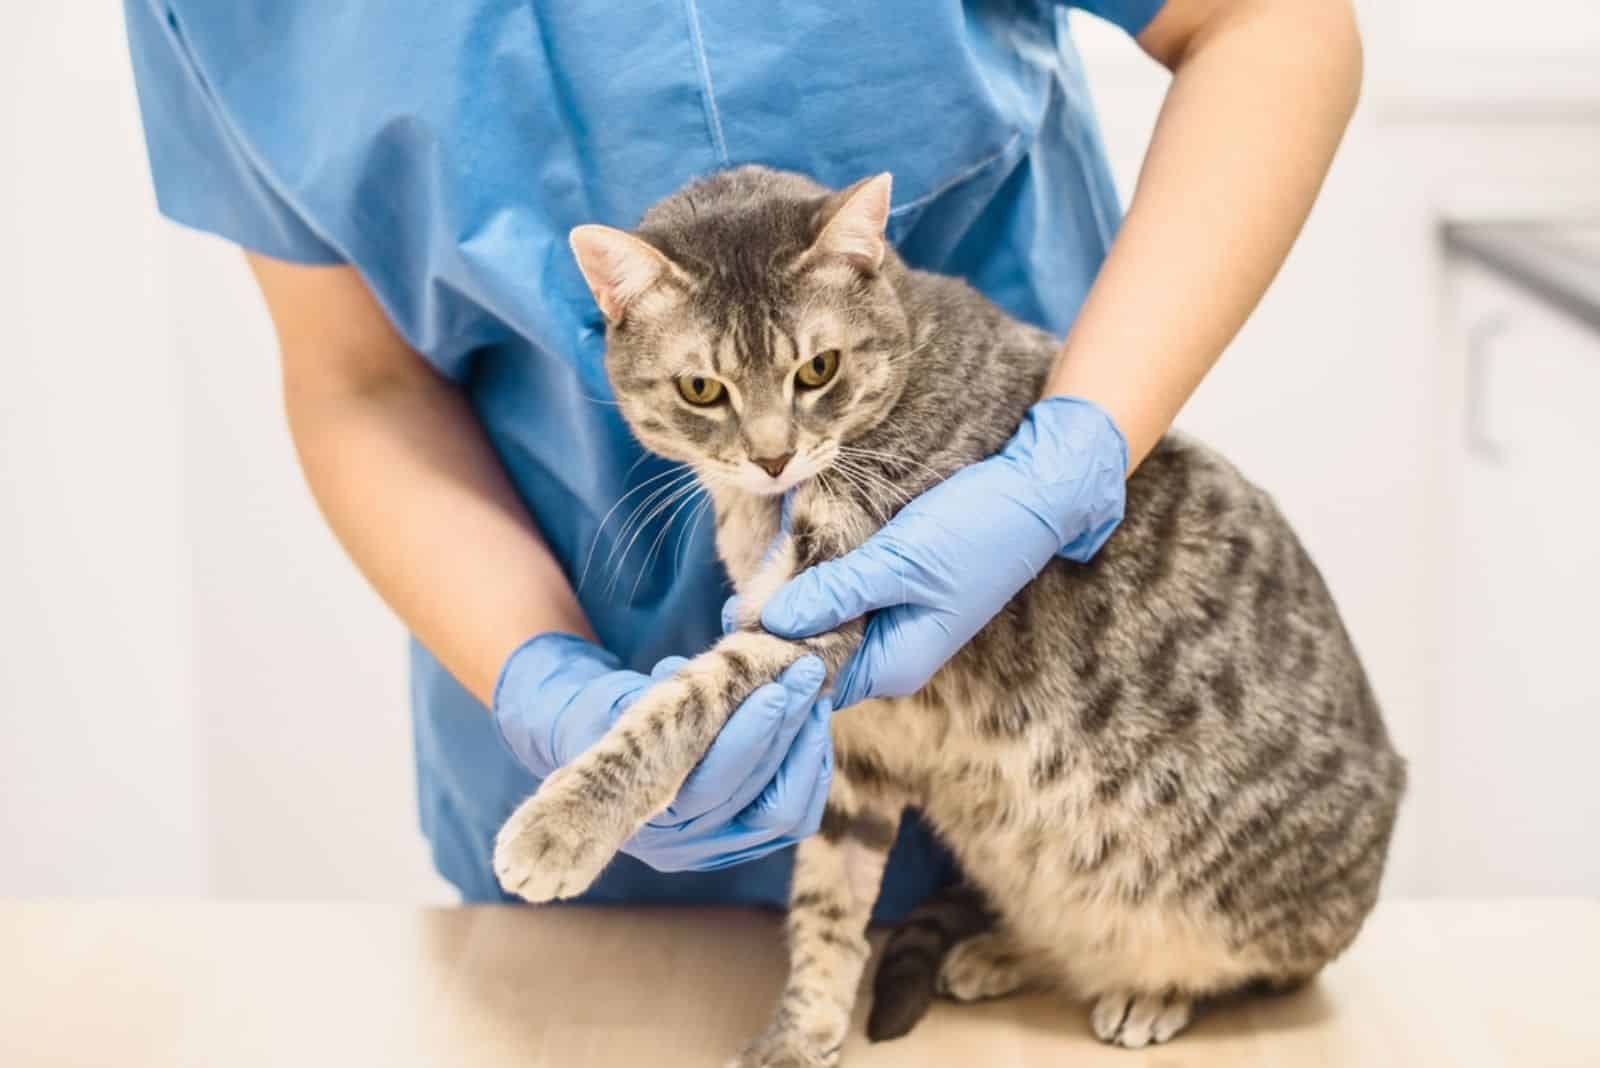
[569,225,681,323]
[804,172,893,274]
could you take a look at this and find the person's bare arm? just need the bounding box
[248,253,593,705]
[1046,0,1363,467]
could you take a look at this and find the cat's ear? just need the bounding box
[569,225,680,322]
[806,173,893,273]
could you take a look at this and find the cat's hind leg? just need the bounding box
[730,781,904,1068]
[865,880,995,1041]
[936,928,1047,1003]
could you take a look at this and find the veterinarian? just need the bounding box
[125,0,1361,912]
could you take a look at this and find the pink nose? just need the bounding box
[753,453,793,479]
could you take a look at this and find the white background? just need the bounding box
[2,2,1597,903]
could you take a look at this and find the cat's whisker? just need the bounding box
[822,461,896,526]
[827,455,895,501]
[579,463,698,591]
[604,481,701,600]
[675,491,716,577]
[588,463,697,548]
[837,444,950,483]
[621,450,655,483]
[630,482,707,602]
[834,470,912,527]
[831,455,913,506]
[608,473,701,570]
[668,462,739,574]
[600,473,703,597]
[817,469,884,527]
[592,466,701,582]
[810,472,847,525]
[830,453,939,518]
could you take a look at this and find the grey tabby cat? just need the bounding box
[493,166,1406,1066]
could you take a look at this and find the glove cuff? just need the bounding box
[492,631,619,776]
[1008,395,1129,563]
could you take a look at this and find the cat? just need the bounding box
[493,166,1406,1066]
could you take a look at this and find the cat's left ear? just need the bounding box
[804,173,893,273]
[569,225,683,323]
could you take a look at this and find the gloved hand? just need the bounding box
[494,632,832,872]
[761,395,1128,708]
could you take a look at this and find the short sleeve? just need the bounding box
[1068,0,1167,37]
[122,0,341,264]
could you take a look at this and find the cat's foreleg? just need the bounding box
[494,615,862,903]
[495,489,872,903]
[730,775,904,1068]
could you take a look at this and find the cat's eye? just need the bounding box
[796,349,840,389]
[676,375,726,406]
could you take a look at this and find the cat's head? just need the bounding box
[570,168,912,496]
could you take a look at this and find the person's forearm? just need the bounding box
[284,359,594,705]
[1046,0,1362,468]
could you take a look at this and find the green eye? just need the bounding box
[676,376,726,406]
[796,349,840,389]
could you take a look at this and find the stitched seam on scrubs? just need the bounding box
[682,0,731,166]
[886,131,1025,219]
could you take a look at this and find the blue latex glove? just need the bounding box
[494,632,832,872]
[761,395,1128,708]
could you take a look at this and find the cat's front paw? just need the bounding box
[493,771,618,903]
[727,1026,842,1068]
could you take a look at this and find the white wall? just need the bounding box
[174,232,449,902]
[1,6,200,896]
[0,5,447,902]
[2,2,1595,901]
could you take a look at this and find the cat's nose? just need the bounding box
[752,452,794,479]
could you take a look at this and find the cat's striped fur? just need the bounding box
[493,167,1405,1066]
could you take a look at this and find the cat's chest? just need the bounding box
[712,493,781,586]
[712,482,874,589]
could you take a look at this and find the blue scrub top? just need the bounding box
[125,0,1163,918]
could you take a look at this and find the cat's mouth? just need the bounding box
[731,443,835,497]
